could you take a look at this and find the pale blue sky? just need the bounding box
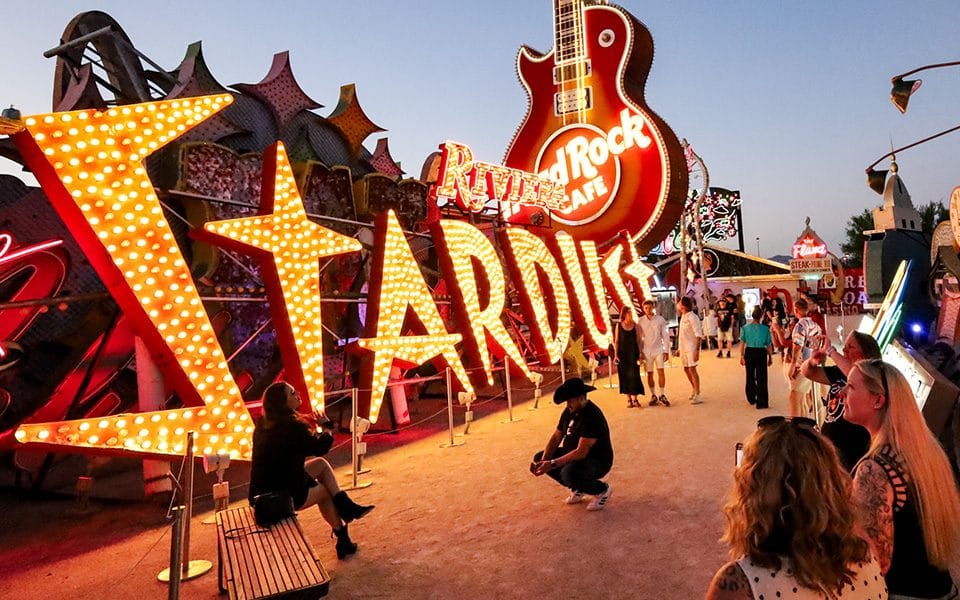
[2,1,959,256]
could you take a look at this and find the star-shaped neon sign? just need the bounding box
[12,95,257,459]
[196,142,362,415]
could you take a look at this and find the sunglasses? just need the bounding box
[866,358,889,399]
[757,415,818,430]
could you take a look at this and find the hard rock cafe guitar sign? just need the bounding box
[504,0,686,251]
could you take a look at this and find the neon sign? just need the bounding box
[431,141,566,213]
[9,96,658,459]
[13,96,254,459]
[0,234,64,266]
[535,110,651,225]
[195,141,363,416]
[792,237,828,259]
[502,0,686,247]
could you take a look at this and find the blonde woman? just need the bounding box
[706,417,886,599]
[843,360,960,599]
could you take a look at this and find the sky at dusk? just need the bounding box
[2,1,959,257]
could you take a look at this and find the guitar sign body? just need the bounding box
[504,0,686,250]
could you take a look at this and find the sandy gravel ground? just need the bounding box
[1,350,956,599]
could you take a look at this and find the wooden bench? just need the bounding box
[216,506,330,599]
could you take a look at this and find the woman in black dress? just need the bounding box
[613,305,645,407]
[249,382,374,558]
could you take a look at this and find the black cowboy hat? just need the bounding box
[553,378,596,404]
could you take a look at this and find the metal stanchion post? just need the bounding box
[166,505,184,599]
[441,367,464,447]
[159,432,212,582]
[502,360,521,423]
[343,388,373,489]
[529,372,543,411]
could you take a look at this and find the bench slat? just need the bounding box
[215,505,330,599]
[276,519,308,582]
[228,509,261,600]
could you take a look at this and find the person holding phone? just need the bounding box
[250,381,374,559]
[707,417,885,599]
[800,331,880,472]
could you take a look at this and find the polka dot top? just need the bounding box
[736,556,887,599]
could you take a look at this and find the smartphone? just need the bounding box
[735,442,743,467]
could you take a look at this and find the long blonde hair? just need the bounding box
[854,359,960,568]
[722,421,870,589]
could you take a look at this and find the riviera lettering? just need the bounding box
[432,141,566,212]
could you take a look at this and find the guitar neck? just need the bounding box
[554,0,586,65]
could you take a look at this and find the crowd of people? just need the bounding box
[605,288,960,598]
[246,289,960,599]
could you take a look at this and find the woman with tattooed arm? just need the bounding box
[706,417,885,599]
[842,360,960,599]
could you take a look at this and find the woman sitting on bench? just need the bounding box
[250,381,374,559]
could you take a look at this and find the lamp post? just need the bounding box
[867,59,960,192]
[755,237,760,257]
[864,123,960,194]
[890,60,960,113]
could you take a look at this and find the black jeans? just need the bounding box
[744,347,769,409]
[533,450,610,495]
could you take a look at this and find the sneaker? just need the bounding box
[726,351,731,358]
[659,395,671,407]
[691,395,704,405]
[565,490,585,505]
[716,351,723,358]
[587,484,611,511]
[648,395,660,406]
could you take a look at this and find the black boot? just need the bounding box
[333,491,374,523]
[333,525,358,559]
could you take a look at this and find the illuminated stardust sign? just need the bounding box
[9,95,656,460]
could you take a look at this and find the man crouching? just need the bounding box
[531,378,613,511]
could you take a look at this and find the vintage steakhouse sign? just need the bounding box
[10,96,653,460]
[789,220,831,276]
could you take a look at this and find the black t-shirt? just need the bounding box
[819,365,872,472]
[556,400,613,469]
[249,416,334,505]
[867,445,954,597]
[716,299,734,331]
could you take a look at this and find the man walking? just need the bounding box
[637,299,671,406]
[531,378,613,511]
[787,298,822,416]
[675,296,703,404]
[715,293,735,358]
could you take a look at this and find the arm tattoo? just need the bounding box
[705,563,753,600]
[853,458,895,574]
